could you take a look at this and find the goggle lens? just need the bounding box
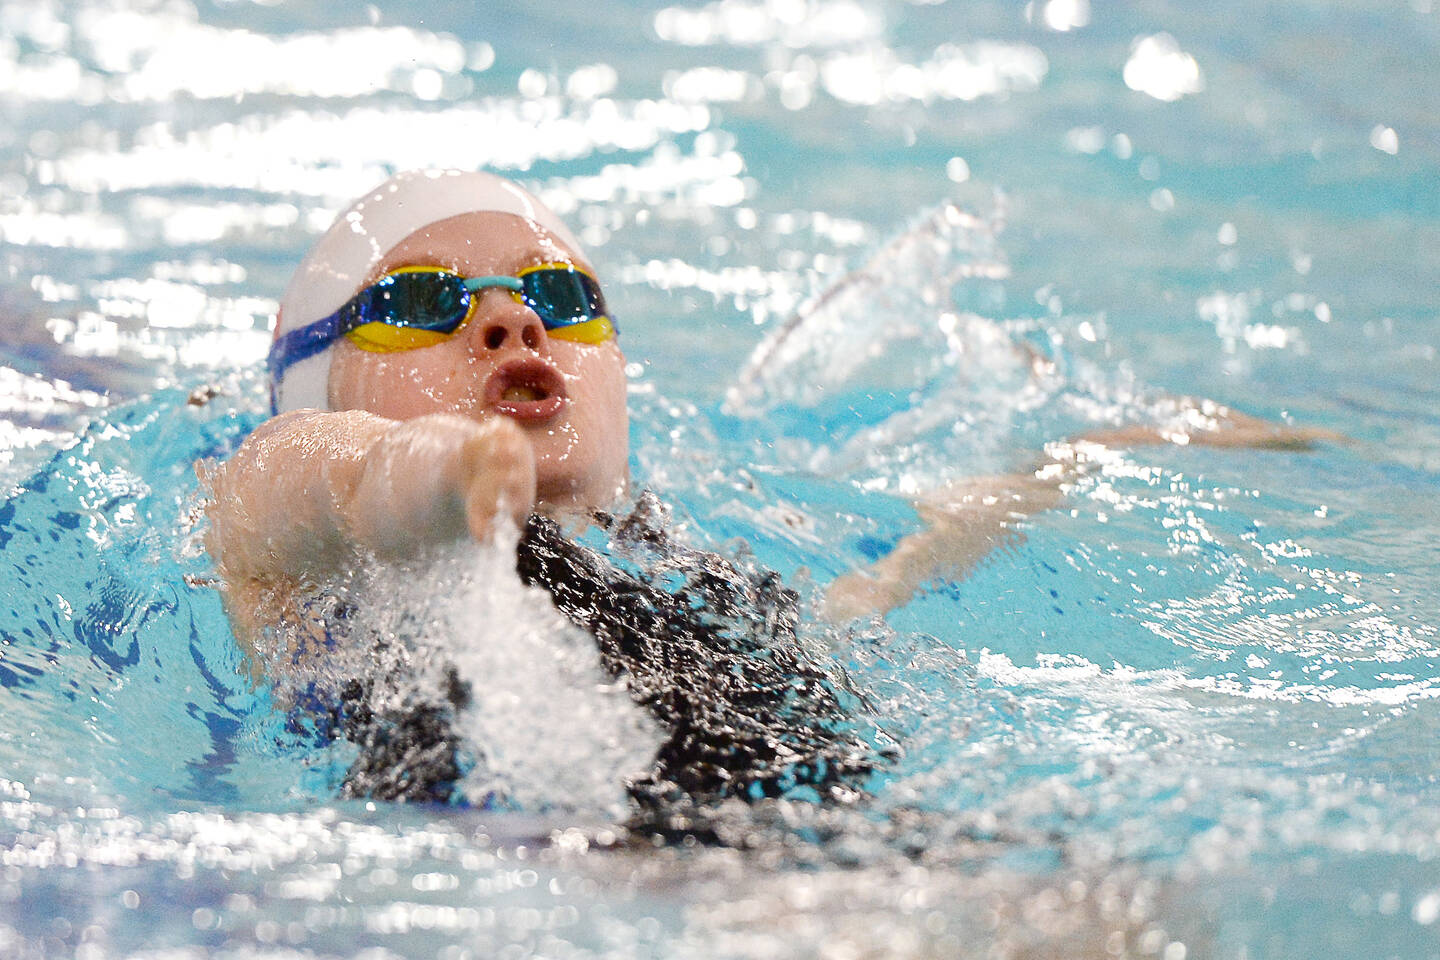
[354,270,472,332]
[518,265,607,329]
[342,265,615,352]
[344,270,473,352]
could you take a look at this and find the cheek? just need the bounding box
[566,350,628,432]
[329,347,483,418]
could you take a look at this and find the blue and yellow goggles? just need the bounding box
[269,263,616,381]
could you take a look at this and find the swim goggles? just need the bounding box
[268,263,616,381]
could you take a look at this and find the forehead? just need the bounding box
[372,210,592,280]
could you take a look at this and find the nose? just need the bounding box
[468,291,548,355]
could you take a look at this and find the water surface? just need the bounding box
[2,0,1439,957]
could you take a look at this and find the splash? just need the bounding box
[717,198,1088,487]
[726,199,1013,417]
[262,531,665,819]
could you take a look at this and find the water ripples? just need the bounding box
[2,0,1439,955]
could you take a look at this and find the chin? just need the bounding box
[536,462,626,512]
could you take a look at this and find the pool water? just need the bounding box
[2,0,1439,956]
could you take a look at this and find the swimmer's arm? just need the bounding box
[822,400,1340,621]
[823,468,1066,621]
[205,409,536,579]
[203,409,536,641]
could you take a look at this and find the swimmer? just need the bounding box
[208,170,625,641]
[205,169,1329,803]
[205,170,874,805]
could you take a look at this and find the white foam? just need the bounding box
[284,528,663,817]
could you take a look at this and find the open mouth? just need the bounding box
[484,359,568,421]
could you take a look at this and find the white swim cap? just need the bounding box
[271,169,585,413]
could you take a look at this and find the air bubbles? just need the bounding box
[945,157,971,183]
[27,130,60,159]
[566,64,619,100]
[777,69,815,109]
[819,42,1048,106]
[410,68,443,101]
[52,100,713,197]
[468,42,496,72]
[663,67,756,103]
[697,176,747,207]
[1414,891,1440,925]
[61,13,473,103]
[653,0,881,49]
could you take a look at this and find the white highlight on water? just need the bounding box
[1123,34,1204,102]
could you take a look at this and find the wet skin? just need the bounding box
[205,211,629,653]
[326,211,629,511]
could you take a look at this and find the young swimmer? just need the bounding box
[209,169,623,635]
[207,169,1328,805]
[206,170,876,806]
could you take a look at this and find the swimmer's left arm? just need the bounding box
[822,400,1341,621]
[823,468,1065,621]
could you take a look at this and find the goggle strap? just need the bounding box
[269,312,344,381]
[463,276,525,293]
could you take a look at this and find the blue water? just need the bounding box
[3,0,1440,956]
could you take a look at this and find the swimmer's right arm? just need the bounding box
[203,410,536,639]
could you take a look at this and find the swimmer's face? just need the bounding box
[327,211,629,510]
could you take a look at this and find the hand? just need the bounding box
[347,413,537,557]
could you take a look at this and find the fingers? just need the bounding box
[350,414,536,555]
[459,418,537,540]
[1218,412,1346,450]
[1181,413,1344,451]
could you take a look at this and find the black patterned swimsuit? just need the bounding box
[334,507,879,810]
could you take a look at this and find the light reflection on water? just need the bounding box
[1,0,1439,956]
[2,3,477,103]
